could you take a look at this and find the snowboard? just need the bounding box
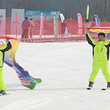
[80,27,110,33]
[31,76,42,84]
[4,54,42,90]
[17,73,42,90]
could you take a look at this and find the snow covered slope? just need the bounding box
[0,42,110,110]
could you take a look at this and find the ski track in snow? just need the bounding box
[0,42,110,110]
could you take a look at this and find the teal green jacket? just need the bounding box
[86,33,110,61]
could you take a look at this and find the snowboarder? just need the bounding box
[86,29,110,89]
[0,38,12,95]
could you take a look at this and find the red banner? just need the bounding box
[77,13,83,35]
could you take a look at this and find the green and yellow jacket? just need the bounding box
[0,41,12,67]
[86,33,110,61]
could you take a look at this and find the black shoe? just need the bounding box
[0,91,2,95]
[107,82,110,88]
[88,81,94,88]
[0,90,7,95]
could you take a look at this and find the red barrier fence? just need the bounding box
[2,16,110,42]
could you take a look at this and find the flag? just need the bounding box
[3,37,39,89]
[86,5,89,20]
[94,15,100,27]
[39,12,43,38]
[53,14,58,37]
[77,13,83,35]
[60,13,65,22]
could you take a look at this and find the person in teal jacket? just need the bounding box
[86,29,110,89]
[0,38,12,95]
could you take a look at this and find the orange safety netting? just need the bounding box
[1,16,110,39]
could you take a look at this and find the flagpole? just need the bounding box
[105,0,107,19]
[16,12,17,38]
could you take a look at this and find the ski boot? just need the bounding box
[107,82,110,88]
[87,81,94,90]
[0,90,7,95]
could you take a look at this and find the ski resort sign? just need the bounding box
[12,9,59,20]
[24,9,59,20]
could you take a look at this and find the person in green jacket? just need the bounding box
[0,38,12,95]
[86,29,110,89]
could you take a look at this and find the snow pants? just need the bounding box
[0,67,6,90]
[89,60,110,82]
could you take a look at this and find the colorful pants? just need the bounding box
[0,67,6,90]
[89,60,110,82]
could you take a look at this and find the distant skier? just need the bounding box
[21,17,31,39]
[0,38,12,95]
[86,29,110,89]
[29,19,35,38]
[61,20,67,37]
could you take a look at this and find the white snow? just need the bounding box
[0,42,110,110]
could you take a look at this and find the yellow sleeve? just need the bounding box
[0,44,7,50]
